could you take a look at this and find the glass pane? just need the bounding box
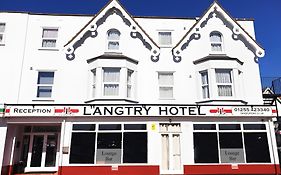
[96,133,122,164]
[193,124,216,130]
[159,87,173,98]
[211,43,222,51]
[201,72,208,84]
[0,23,6,33]
[42,39,56,47]
[73,124,95,131]
[24,126,32,133]
[37,72,54,84]
[0,34,3,43]
[127,85,131,98]
[159,32,172,45]
[30,135,44,167]
[107,29,120,40]
[70,133,96,164]
[124,124,146,130]
[243,124,266,130]
[103,68,120,82]
[32,126,60,132]
[216,70,232,83]
[20,135,30,167]
[108,41,119,50]
[42,29,58,38]
[219,124,240,130]
[202,86,209,99]
[37,86,52,97]
[218,85,232,96]
[45,135,57,167]
[161,134,169,170]
[219,133,244,163]
[99,124,121,130]
[210,32,222,42]
[123,132,147,163]
[104,84,119,96]
[244,133,270,163]
[158,73,173,85]
[194,133,219,163]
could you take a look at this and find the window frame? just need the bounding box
[107,29,121,51]
[210,31,223,53]
[158,31,172,47]
[36,71,55,98]
[69,123,148,165]
[158,72,174,99]
[41,27,59,49]
[200,71,209,99]
[0,23,6,45]
[215,69,233,97]
[193,122,271,164]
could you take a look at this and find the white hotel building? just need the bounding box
[0,0,279,175]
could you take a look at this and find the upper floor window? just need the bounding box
[215,69,233,97]
[158,32,172,46]
[91,69,96,98]
[0,23,6,45]
[210,32,223,52]
[42,28,58,48]
[127,69,133,98]
[37,71,54,98]
[107,29,120,50]
[200,71,209,99]
[103,68,120,96]
[158,72,174,99]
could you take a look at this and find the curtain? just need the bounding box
[108,41,119,50]
[108,30,120,40]
[216,70,232,96]
[159,32,172,45]
[42,40,56,48]
[159,87,173,99]
[103,68,120,96]
[201,72,209,98]
[211,43,222,51]
[0,23,5,33]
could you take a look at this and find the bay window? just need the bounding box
[193,123,271,163]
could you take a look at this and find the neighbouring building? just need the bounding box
[0,0,279,175]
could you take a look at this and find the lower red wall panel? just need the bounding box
[184,164,281,175]
[1,165,12,175]
[58,165,159,175]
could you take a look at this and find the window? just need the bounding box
[216,69,233,96]
[103,68,120,96]
[200,71,209,99]
[42,28,58,48]
[158,72,174,99]
[193,123,270,163]
[91,69,96,98]
[210,31,223,52]
[127,70,133,98]
[0,23,6,45]
[107,29,120,50]
[37,72,54,98]
[69,123,147,164]
[158,32,172,46]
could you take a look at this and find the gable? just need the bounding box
[64,0,160,62]
[172,1,265,63]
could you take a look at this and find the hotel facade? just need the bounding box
[0,1,279,175]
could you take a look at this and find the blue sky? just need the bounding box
[0,0,280,78]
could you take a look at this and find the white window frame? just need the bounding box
[210,31,223,53]
[41,27,59,49]
[158,72,174,99]
[158,31,172,47]
[0,23,6,45]
[102,67,121,97]
[215,69,233,97]
[107,29,121,51]
[200,71,210,99]
[36,71,55,98]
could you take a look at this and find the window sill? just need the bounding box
[32,98,55,102]
[196,99,248,105]
[38,48,59,51]
[159,98,175,100]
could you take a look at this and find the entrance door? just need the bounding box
[20,126,60,172]
[160,123,182,174]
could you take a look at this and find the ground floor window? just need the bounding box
[193,123,270,163]
[70,123,147,164]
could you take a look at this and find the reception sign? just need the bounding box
[0,104,277,117]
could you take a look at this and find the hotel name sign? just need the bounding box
[0,105,277,117]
